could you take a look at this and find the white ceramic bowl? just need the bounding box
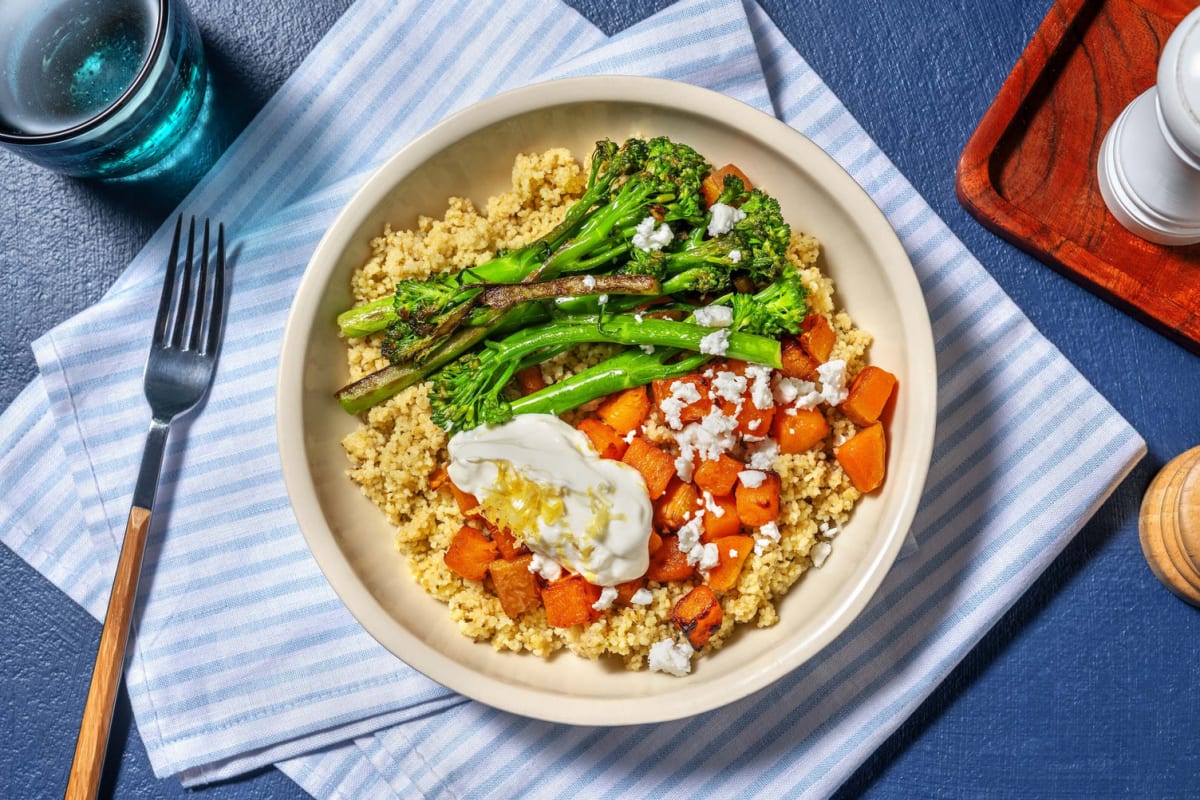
[277,76,936,726]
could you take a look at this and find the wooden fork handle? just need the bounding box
[65,506,152,800]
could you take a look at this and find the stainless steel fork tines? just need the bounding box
[66,215,228,800]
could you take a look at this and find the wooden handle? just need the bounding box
[65,506,152,800]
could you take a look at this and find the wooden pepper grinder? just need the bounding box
[1139,446,1200,606]
[1097,7,1200,245]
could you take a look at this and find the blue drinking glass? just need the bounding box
[0,0,223,187]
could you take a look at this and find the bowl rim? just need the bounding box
[276,75,937,726]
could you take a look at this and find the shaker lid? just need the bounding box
[1158,8,1200,167]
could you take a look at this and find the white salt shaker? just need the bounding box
[1098,8,1200,245]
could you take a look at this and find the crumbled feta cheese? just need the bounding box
[528,552,562,581]
[738,469,767,488]
[633,311,645,323]
[598,294,609,305]
[703,491,725,517]
[699,328,730,356]
[640,344,656,354]
[707,202,747,237]
[632,216,673,251]
[794,386,825,411]
[592,585,619,611]
[709,370,747,403]
[753,521,781,555]
[698,405,740,447]
[674,406,740,465]
[729,249,742,263]
[819,521,841,539]
[660,379,702,430]
[648,638,693,676]
[623,429,637,443]
[745,365,774,410]
[817,359,849,406]
[671,380,703,405]
[729,548,739,558]
[630,588,654,605]
[747,419,761,431]
[581,274,597,290]
[674,453,695,482]
[773,375,806,405]
[677,512,706,553]
[811,540,832,568]
[745,438,779,470]
[693,305,733,328]
[689,541,719,570]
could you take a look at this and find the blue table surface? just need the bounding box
[3,1,1198,797]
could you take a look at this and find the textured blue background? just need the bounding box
[2,1,1198,797]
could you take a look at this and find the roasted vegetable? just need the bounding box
[444,525,499,582]
[706,535,755,592]
[839,366,897,427]
[621,437,676,501]
[488,554,542,617]
[835,421,887,493]
[670,585,723,649]
[734,471,781,527]
[542,574,602,628]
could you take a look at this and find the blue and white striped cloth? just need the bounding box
[0,0,1144,796]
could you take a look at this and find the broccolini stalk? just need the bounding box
[334,302,549,414]
[426,314,781,430]
[335,137,648,342]
[464,266,808,429]
[510,348,710,419]
[334,241,550,344]
[337,295,395,339]
[335,326,489,415]
[335,135,706,343]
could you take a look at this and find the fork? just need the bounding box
[65,216,227,800]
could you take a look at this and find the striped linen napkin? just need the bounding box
[0,0,1144,797]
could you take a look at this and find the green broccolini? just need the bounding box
[426,270,807,432]
[334,135,804,421]
[336,136,707,344]
[553,182,792,316]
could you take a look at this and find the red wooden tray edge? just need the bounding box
[954,0,1200,356]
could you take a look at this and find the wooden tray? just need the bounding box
[956,0,1200,354]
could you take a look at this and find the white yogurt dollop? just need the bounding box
[446,414,652,585]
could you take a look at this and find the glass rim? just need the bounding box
[0,0,171,145]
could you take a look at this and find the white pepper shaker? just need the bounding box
[1097,8,1200,246]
